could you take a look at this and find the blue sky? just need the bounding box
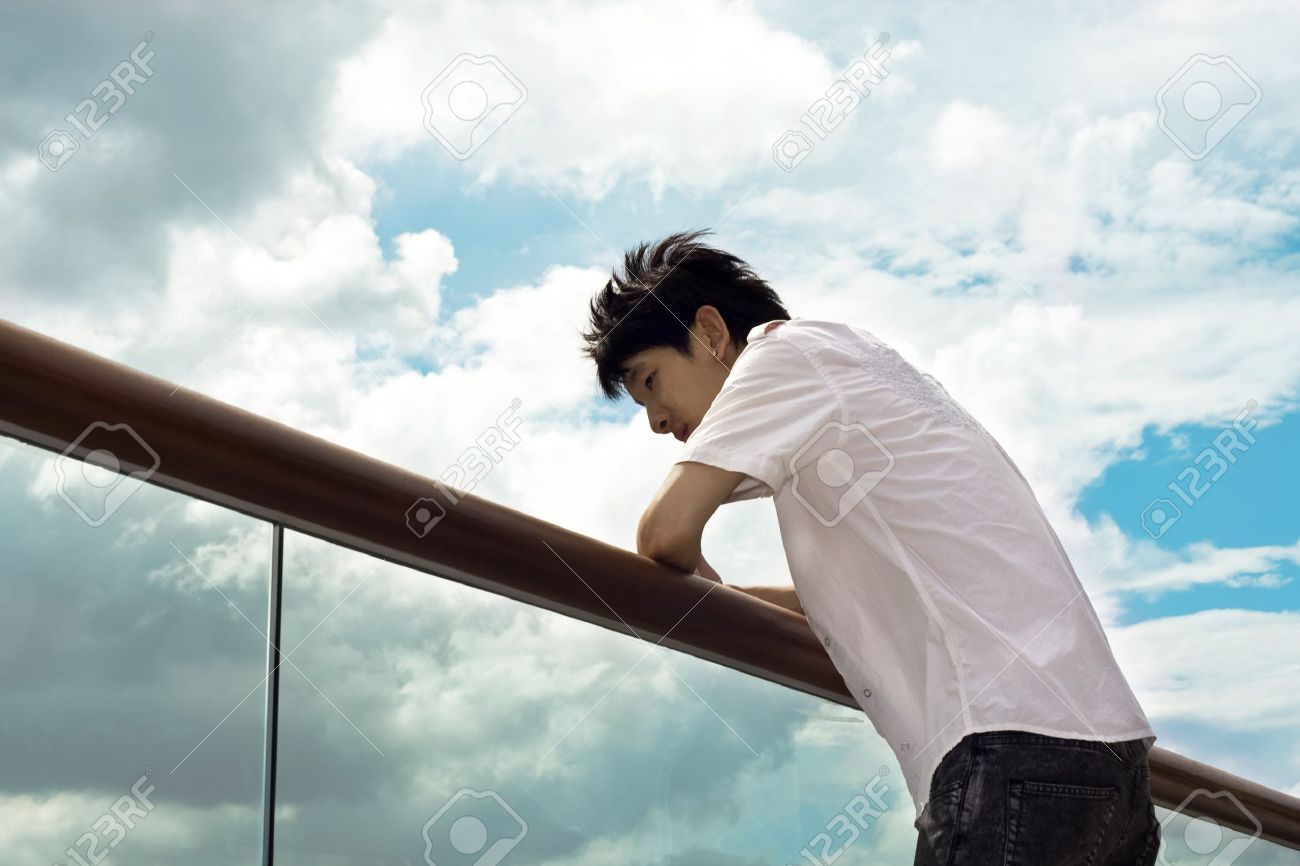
[1079,406,1299,624]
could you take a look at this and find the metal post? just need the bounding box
[261,523,285,866]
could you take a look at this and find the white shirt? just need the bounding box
[677,317,1155,819]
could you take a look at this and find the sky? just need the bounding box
[1,0,1298,863]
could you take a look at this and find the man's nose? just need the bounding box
[649,407,671,435]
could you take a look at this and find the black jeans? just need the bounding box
[913,730,1160,866]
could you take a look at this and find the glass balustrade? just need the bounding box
[1154,804,1300,865]
[0,433,271,865]
[3,429,1298,865]
[273,527,911,864]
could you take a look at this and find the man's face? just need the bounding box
[621,325,733,442]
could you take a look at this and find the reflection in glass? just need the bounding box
[1154,804,1300,865]
[0,434,271,865]
[274,528,916,865]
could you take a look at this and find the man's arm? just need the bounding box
[733,585,804,616]
[636,461,747,573]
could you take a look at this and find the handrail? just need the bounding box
[3,315,1299,851]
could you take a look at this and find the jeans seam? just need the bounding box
[1136,817,1159,866]
[977,735,1132,769]
[1083,791,1122,866]
[1112,762,1141,862]
[1133,763,1158,866]
[943,744,978,866]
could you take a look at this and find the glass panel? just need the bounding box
[275,528,917,865]
[1155,804,1300,865]
[0,433,271,865]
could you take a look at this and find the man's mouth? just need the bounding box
[675,423,690,443]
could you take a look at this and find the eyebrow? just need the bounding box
[623,364,643,406]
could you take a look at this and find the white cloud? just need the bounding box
[927,101,1016,173]
[1112,608,1300,788]
[0,790,260,866]
[326,0,841,201]
[1107,540,1300,596]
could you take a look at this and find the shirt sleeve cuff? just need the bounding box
[674,441,783,500]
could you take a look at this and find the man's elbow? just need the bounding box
[635,511,658,557]
[636,518,698,571]
[635,509,670,557]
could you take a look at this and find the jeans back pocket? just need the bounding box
[1004,779,1120,866]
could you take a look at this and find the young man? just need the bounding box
[582,230,1162,865]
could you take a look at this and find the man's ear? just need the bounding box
[693,305,732,357]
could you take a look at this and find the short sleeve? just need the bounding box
[675,335,840,502]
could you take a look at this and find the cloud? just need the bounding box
[0,1,384,310]
[326,0,841,201]
[0,789,262,866]
[1111,608,1300,789]
[1106,540,1300,596]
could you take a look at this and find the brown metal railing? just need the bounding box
[2,315,1298,851]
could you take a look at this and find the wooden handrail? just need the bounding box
[2,315,1298,850]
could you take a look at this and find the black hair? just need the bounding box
[580,228,791,401]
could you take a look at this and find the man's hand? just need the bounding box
[693,554,724,584]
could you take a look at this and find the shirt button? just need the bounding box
[900,740,911,752]
[862,688,872,698]
[823,636,832,647]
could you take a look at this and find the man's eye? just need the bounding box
[645,373,654,390]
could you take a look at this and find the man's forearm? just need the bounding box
[734,585,804,616]
[639,537,700,575]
